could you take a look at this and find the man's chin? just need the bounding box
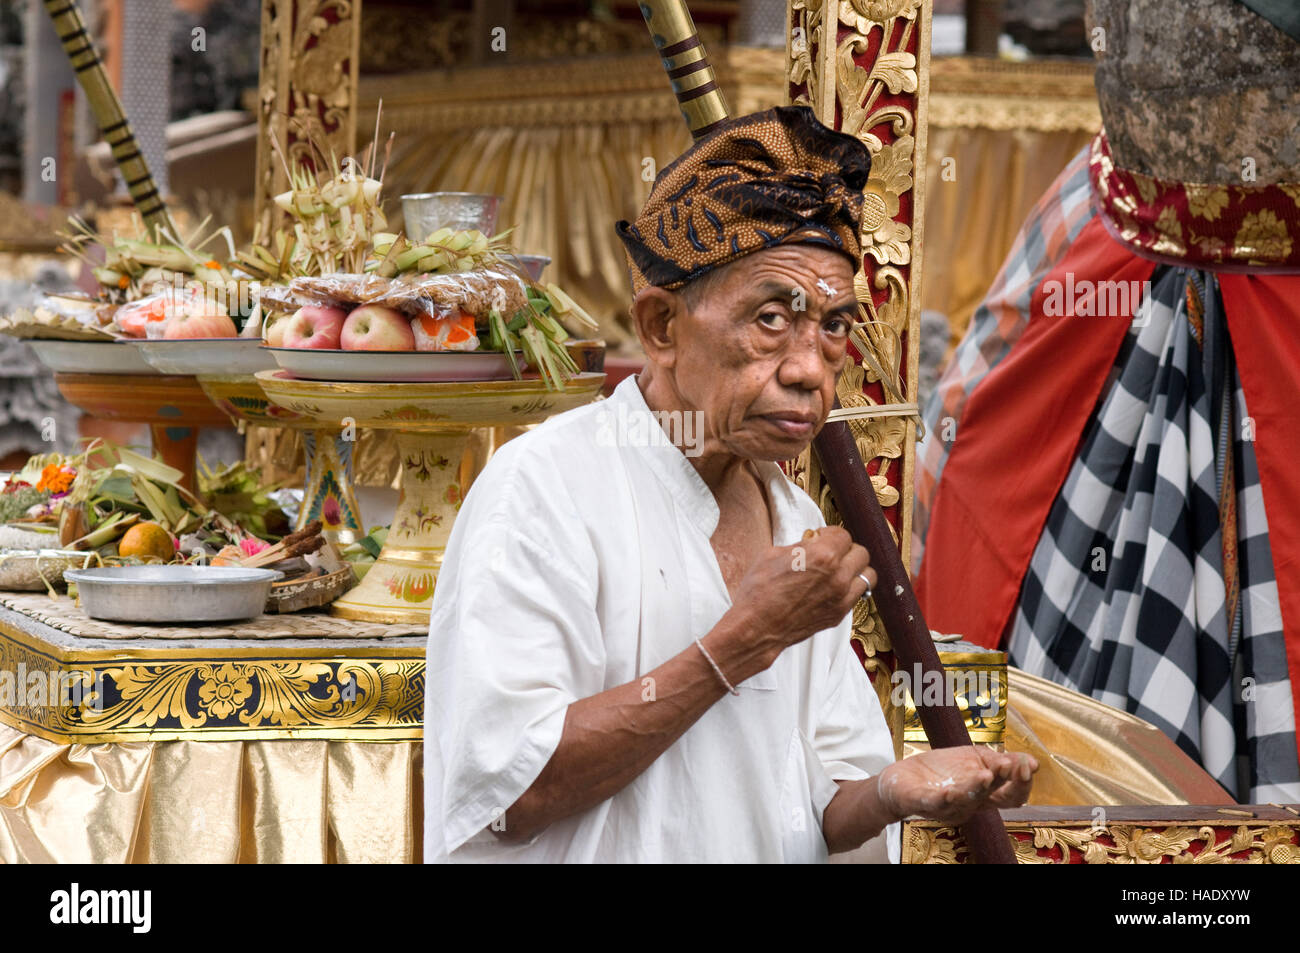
[732,434,817,463]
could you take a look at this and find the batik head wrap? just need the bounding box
[615,105,871,294]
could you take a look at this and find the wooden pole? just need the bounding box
[814,401,1017,863]
[636,0,1016,864]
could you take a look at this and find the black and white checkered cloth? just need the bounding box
[1006,267,1300,802]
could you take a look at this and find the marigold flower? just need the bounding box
[36,464,74,494]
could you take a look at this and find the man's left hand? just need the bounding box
[877,747,1038,827]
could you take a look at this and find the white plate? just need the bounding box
[28,339,159,375]
[266,347,518,382]
[137,338,277,376]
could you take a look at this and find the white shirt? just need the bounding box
[424,376,900,863]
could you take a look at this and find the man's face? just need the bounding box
[662,244,858,462]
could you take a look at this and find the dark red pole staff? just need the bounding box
[635,0,1017,864]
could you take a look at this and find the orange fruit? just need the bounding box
[118,521,176,562]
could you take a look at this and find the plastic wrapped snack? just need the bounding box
[412,308,479,352]
[260,268,530,323]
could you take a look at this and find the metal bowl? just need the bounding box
[401,192,501,240]
[501,254,552,281]
[137,338,277,376]
[65,565,284,623]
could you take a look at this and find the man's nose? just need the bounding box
[777,323,830,389]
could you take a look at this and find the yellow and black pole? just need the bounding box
[636,1,730,140]
[41,0,176,237]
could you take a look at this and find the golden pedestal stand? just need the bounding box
[198,374,365,543]
[256,370,604,625]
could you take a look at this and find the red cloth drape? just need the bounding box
[1220,274,1300,745]
[915,217,1156,647]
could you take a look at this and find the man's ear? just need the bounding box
[630,286,684,369]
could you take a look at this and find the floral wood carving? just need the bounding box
[255,0,362,238]
[787,1,930,748]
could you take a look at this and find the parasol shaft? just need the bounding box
[636,1,731,139]
[636,2,1017,864]
[814,400,1017,864]
[41,0,176,237]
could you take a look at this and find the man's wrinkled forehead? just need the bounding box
[686,244,859,313]
[676,241,857,304]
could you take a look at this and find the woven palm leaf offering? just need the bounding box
[1,214,272,376]
[257,131,598,391]
[0,440,342,599]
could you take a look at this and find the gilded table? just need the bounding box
[0,600,426,863]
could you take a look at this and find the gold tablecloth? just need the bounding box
[0,727,421,862]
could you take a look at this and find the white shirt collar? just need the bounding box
[608,375,812,545]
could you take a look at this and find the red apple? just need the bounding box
[282,305,348,350]
[162,301,238,339]
[341,305,415,351]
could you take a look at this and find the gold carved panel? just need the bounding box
[906,808,1300,864]
[786,1,931,749]
[255,0,362,238]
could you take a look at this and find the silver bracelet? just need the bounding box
[695,637,740,696]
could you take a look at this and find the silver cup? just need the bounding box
[502,254,552,281]
[401,192,502,241]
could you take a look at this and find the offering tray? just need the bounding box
[264,346,516,383]
[256,370,605,624]
[31,339,157,375]
[53,372,236,493]
[0,549,98,591]
[136,338,274,377]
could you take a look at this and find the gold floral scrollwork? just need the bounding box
[858,138,915,265]
[788,0,827,110]
[1236,209,1294,262]
[906,821,1300,864]
[787,1,927,754]
[34,657,421,742]
[905,824,966,864]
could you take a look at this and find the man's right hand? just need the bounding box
[716,526,876,677]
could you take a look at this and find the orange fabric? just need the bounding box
[1219,274,1300,747]
[916,217,1156,648]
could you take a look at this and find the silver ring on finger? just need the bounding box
[857,573,873,602]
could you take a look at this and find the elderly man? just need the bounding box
[425,106,1037,863]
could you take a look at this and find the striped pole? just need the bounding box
[635,1,731,139]
[41,0,176,237]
